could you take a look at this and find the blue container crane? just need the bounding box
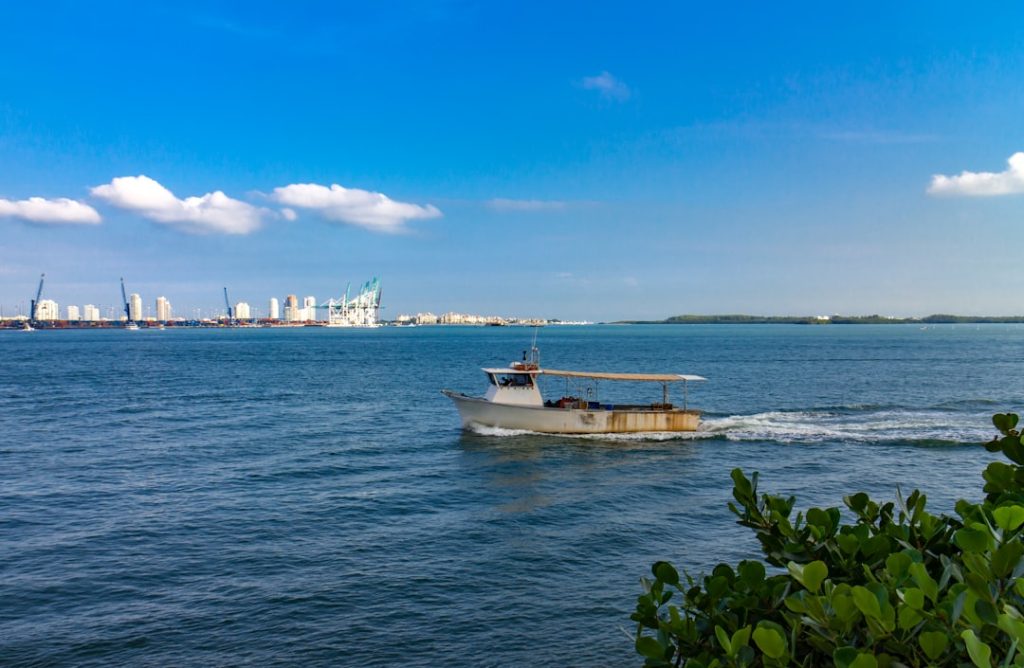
[120,278,132,324]
[223,287,233,324]
[29,273,44,323]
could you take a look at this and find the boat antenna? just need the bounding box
[530,326,540,366]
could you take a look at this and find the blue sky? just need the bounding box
[2,1,1024,320]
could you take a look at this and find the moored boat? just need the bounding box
[442,347,705,434]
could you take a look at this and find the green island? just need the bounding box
[619,314,1024,325]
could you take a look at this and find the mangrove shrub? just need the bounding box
[632,413,1024,667]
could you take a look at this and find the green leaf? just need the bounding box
[845,492,870,512]
[885,552,912,579]
[635,636,665,660]
[975,599,999,625]
[803,560,828,594]
[901,587,925,610]
[852,585,882,620]
[784,592,807,614]
[715,625,731,654]
[752,625,787,660]
[837,533,860,555]
[994,413,1019,433]
[994,505,1024,532]
[706,575,729,598]
[731,626,752,654]
[833,647,858,668]
[909,563,939,603]
[832,590,858,621]
[897,604,922,630]
[999,613,1024,646]
[918,631,948,661]
[738,560,765,585]
[849,654,878,668]
[962,629,993,668]
[955,526,990,553]
[992,541,1024,578]
[731,468,753,498]
[653,561,680,586]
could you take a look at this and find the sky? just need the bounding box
[2,1,1024,321]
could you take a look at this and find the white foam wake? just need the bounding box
[467,408,992,444]
[701,409,990,444]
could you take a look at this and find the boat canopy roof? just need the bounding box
[480,367,705,382]
[541,369,706,382]
[482,367,541,374]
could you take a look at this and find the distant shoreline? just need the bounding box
[616,315,1024,325]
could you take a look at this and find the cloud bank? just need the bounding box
[487,198,567,212]
[581,71,630,101]
[928,152,1024,196]
[91,175,267,234]
[270,183,441,233]
[0,197,101,225]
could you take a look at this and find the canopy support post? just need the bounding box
[662,383,667,407]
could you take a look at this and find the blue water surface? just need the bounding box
[1,324,1021,666]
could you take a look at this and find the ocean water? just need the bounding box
[1,324,1022,666]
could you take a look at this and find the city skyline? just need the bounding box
[3,3,1024,321]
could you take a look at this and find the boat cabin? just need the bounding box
[479,363,705,411]
[482,367,544,406]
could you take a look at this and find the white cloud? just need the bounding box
[581,71,630,101]
[0,196,101,225]
[487,198,567,212]
[91,175,267,234]
[270,182,441,233]
[928,152,1024,196]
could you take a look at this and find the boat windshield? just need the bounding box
[490,372,534,388]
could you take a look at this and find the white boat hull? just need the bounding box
[442,391,700,434]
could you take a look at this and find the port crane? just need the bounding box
[223,287,234,325]
[120,277,133,325]
[29,273,45,324]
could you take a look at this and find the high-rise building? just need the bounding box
[269,297,280,320]
[234,302,251,320]
[129,293,143,321]
[156,296,172,322]
[284,294,300,322]
[303,296,317,322]
[35,299,59,321]
[66,305,81,321]
[83,304,100,321]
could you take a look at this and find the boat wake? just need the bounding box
[700,408,990,445]
[468,407,992,446]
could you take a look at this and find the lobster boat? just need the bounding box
[442,347,704,434]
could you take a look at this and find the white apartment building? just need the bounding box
[83,304,100,321]
[129,293,143,321]
[303,296,317,321]
[35,299,59,321]
[283,295,300,322]
[269,297,280,320]
[66,305,81,321]
[234,302,251,320]
[156,296,172,322]
[415,312,438,325]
